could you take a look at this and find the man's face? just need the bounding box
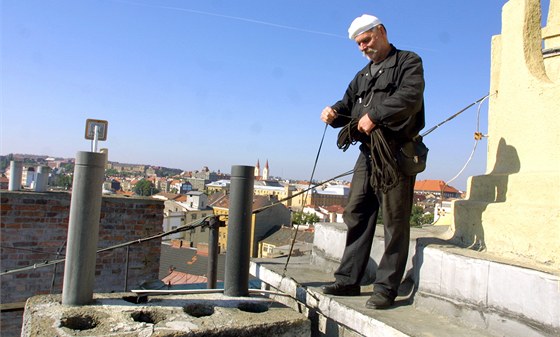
[354,27,380,60]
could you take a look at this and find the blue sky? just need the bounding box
[1,0,528,190]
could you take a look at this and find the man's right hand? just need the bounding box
[321,106,338,124]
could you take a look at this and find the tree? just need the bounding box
[0,154,14,172]
[154,167,182,177]
[409,205,434,227]
[60,162,74,173]
[133,179,159,196]
[51,174,73,189]
[105,168,120,176]
[292,211,320,225]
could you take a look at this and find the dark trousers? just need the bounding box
[334,152,415,299]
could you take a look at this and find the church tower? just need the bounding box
[262,160,269,180]
[254,159,260,179]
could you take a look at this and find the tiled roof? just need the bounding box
[162,270,208,285]
[115,190,134,197]
[208,193,276,210]
[158,244,226,280]
[153,192,181,200]
[261,227,314,246]
[207,191,228,206]
[175,195,187,202]
[414,180,460,193]
[322,205,345,214]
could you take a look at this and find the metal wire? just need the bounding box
[0,216,212,276]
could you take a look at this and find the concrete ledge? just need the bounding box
[250,256,495,337]
[415,244,560,336]
[314,222,560,333]
[311,223,447,284]
[252,222,560,336]
[22,293,310,337]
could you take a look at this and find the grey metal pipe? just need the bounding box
[224,165,254,297]
[34,166,50,192]
[62,151,107,306]
[207,217,219,289]
[8,161,23,191]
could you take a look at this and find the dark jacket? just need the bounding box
[330,45,425,145]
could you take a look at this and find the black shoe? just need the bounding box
[365,292,394,309]
[321,283,361,296]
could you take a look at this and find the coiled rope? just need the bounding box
[337,118,399,193]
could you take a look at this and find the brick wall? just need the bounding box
[0,191,164,336]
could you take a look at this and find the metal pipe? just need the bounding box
[34,166,50,192]
[224,165,254,297]
[124,246,130,292]
[8,161,23,191]
[131,288,291,297]
[207,217,219,289]
[62,151,107,306]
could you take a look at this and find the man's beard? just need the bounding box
[362,48,377,60]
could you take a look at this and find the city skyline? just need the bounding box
[3,1,537,190]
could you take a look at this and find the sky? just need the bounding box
[2,0,541,190]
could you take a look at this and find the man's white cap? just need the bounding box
[348,14,382,40]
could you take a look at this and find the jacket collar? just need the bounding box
[360,44,398,77]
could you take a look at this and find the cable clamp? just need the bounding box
[474,132,487,140]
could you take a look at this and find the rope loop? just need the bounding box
[337,118,400,193]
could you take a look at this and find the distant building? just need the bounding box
[185,177,207,191]
[154,177,171,193]
[258,226,314,258]
[161,192,214,244]
[433,200,454,226]
[302,205,329,222]
[320,205,345,223]
[254,180,297,207]
[206,180,230,194]
[414,180,462,199]
[308,184,350,208]
[179,182,193,194]
[159,243,226,283]
[192,166,219,181]
[209,192,291,257]
[0,175,8,190]
[106,162,147,174]
[23,166,36,187]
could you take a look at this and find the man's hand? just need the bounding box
[358,114,376,135]
[321,106,338,124]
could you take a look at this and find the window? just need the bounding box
[191,214,197,220]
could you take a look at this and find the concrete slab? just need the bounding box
[22,293,310,337]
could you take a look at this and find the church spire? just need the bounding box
[262,159,269,180]
[254,159,260,178]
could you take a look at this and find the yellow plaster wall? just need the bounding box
[450,0,560,270]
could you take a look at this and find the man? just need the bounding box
[320,14,425,309]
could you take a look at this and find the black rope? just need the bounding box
[337,118,399,193]
[421,93,490,138]
[368,129,400,193]
[283,124,327,274]
[251,169,355,215]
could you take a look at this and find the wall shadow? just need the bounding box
[408,138,520,304]
[450,137,520,250]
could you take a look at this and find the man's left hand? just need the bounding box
[358,114,376,135]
